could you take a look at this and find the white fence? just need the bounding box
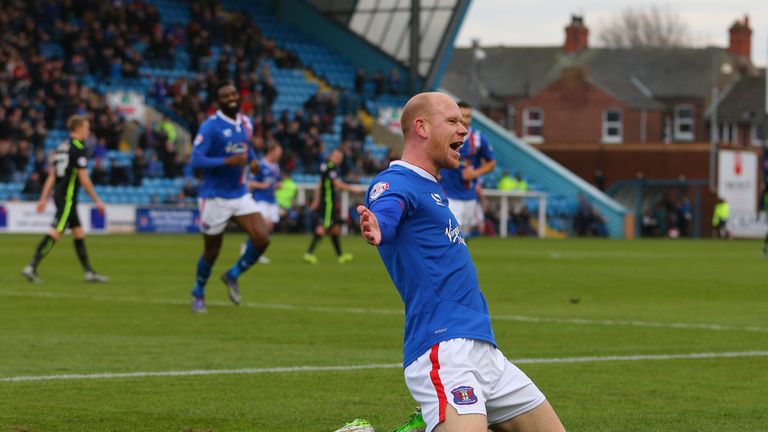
[294,183,548,238]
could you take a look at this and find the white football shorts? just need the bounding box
[448,199,483,229]
[254,201,280,223]
[404,338,546,431]
[198,194,259,235]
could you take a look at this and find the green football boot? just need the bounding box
[390,407,426,432]
[334,418,375,432]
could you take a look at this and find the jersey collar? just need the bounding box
[216,110,242,131]
[390,160,437,183]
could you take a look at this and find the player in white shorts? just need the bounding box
[354,93,564,431]
[246,141,283,263]
[405,338,546,429]
[189,81,271,313]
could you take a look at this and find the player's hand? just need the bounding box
[461,168,477,181]
[94,200,106,214]
[36,199,47,213]
[249,159,260,174]
[309,200,319,211]
[224,153,248,166]
[357,205,381,246]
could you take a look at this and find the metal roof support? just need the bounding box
[409,0,420,94]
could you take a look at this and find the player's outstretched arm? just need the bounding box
[357,205,381,246]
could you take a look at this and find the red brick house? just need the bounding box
[443,15,761,148]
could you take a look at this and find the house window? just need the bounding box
[602,108,622,144]
[522,107,543,143]
[752,124,766,146]
[674,105,694,141]
[721,123,736,144]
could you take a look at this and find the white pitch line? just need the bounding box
[2,351,767,383]
[1,290,767,333]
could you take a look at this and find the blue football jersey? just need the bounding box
[366,160,496,367]
[191,111,257,199]
[251,158,281,204]
[439,128,494,201]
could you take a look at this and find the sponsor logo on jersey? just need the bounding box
[445,219,466,245]
[431,193,445,206]
[225,142,245,154]
[369,182,389,201]
[451,386,478,405]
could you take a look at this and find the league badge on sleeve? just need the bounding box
[451,386,478,405]
[194,134,204,146]
[369,181,389,201]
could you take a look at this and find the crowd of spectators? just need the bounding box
[0,0,393,213]
[0,0,134,184]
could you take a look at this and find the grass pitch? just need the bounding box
[0,234,767,431]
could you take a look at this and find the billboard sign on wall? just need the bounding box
[717,149,766,237]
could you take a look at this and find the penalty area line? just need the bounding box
[2,351,768,383]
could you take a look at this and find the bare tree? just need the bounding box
[597,5,692,48]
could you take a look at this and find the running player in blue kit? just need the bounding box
[356,93,564,432]
[189,82,271,313]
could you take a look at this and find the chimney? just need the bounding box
[564,15,589,54]
[728,15,752,60]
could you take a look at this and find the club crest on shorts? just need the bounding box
[369,181,389,201]
[451,386,478,405]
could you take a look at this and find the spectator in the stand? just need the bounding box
[388,68,401,94]
[91,138,107,161]
[32,149,47,179]
[22,171,43,199]
[14,140,30,181]
[91,158,109,185]
[158,116,177,147]
[132,147,147,186]
[145,152,164,178]
[574,193,595,237]
[498,170,515,190]
[354,68,365,95]
[514,172,529,192]
[109,159,129,186]
[260,77,278,107]
[0,140,15,182]
[373,69,385,97]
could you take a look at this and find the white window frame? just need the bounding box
[601,108,623,144]
[721,123,740,144]
[673,104,694,141]
[522,107,543,144]
[721,123,732,144]
[752,124,766,146]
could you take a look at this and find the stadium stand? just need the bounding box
[0,0,625,236]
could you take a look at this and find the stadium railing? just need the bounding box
[292,183,548,238]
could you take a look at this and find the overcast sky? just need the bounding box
[455,1,768,67]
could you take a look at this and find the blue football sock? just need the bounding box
[226,239,263,281]
[192,255,212,298]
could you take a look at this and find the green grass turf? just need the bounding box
[0,234,767,431]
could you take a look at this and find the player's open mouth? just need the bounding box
[449,141,463,151]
